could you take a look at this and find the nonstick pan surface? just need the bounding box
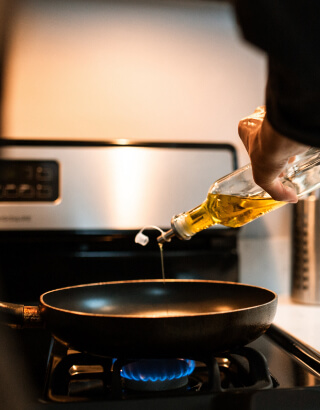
[39,279,277,357]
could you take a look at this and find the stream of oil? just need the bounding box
[158,243,166,284]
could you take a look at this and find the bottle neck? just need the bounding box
[157,201,212,243]
[170,200,216,240]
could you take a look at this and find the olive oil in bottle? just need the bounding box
[184,193,285,232]
[162,193,285,241]
[157,147,320,244]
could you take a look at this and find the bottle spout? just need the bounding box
[157,229,175,244]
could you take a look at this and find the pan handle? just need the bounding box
[0,302,43,329]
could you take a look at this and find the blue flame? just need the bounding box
[120,359,196,382]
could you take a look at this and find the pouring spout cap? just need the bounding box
[135,225,173,246]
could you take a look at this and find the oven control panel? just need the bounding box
[0,160,59,202]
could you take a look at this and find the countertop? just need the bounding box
[274,295,320,352]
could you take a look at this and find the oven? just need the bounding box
[0,140,320,409]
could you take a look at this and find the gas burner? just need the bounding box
[44,339,276,403]
[119,359,196,391]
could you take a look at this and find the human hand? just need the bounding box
[238,106,308,203]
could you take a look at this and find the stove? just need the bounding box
[0,141,320,409]
[40,325,320,410]
[44,340,275,402]
[1,233,319,410]
[3,321,320,410]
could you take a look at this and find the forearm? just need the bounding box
[266,57,320,147]
[233,0,320,146]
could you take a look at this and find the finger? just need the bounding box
[239,105,266,122]
[258,179,298,203]
[238,107,266,151]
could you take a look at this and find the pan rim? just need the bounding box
[39,279,278,319]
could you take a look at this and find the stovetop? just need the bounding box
[44,339,275,403]
[1,232,320,409]
[2,323,320,410]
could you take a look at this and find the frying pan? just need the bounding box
[0,279,277,358]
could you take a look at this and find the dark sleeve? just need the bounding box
[233,0,320,147]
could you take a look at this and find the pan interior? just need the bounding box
[41,281,276,318]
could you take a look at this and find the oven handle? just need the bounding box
[0,302,43,329]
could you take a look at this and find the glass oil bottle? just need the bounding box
[158,148,320,244]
